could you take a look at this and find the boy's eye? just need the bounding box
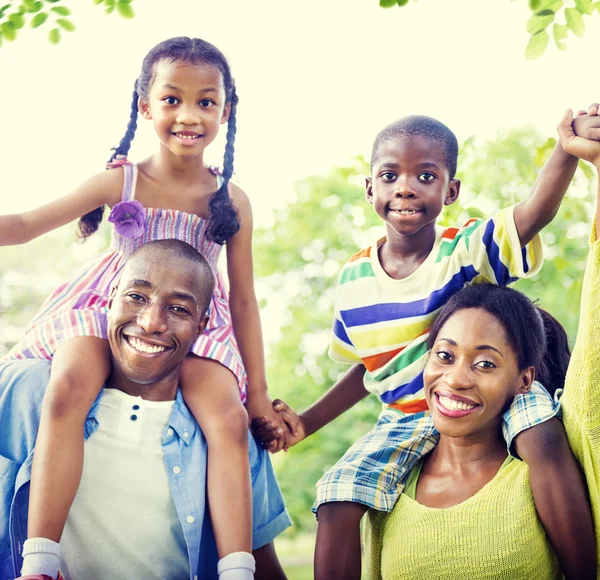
[199,99,215,108]
[419,172,435,182]
[380,172,396,182]
[163,96,179,105]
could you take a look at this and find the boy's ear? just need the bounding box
[139,98,151,120]
[221,102,231,125]
[517,366,535,394]
[365,177,374,204]
[444,179,461,206]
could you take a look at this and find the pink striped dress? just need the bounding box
[4,164,247,401]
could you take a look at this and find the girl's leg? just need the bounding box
[180,355,252,558]
[28,337,111,542]
[314,502,367,580]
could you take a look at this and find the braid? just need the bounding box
[77,83,139,240]
[207,86,240,245]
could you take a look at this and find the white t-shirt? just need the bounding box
[59,388,189,580]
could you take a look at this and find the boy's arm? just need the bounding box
[514,108,600,246]
[514,419,596,579]
[253,364,368,450]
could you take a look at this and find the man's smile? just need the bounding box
[123,334,172,356]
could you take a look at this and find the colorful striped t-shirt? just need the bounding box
[328,206,543,413]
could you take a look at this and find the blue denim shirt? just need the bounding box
[0,360,291,580]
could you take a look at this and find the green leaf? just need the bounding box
[48,25,59,43]
[55,16,73,30]
[0,21,17,41]
[574,0,594,13]
[539,0,562,10]
[529,0,542,9]
[525,29,549,59]
[552,22,568,50]
[397,0,410,5]
[50,5,70,15]
[0,4,10,18]
[526,12,554,34]
[596,1,600,14]
[565,7,585,36]
[379,0,396,6]
[8,12,25,27]
[105,0,115,6]
[30,10,47,26]
[116,0,134,18]
[24,1,43,12]
[104,5,114,13]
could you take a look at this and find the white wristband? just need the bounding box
[218,551,255,580]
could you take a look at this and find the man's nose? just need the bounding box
[137,303,168,334]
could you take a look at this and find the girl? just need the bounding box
[0,37,282,580]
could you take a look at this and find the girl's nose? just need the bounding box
[176,106,202,125]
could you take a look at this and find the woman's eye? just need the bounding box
[419,172,435,182]
[199,99,215,107]
[163,96,178,105]
[476,360,496,369]
[435,350,452,362]
[381,172,396,182]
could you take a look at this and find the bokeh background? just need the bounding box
[1,1,599,577]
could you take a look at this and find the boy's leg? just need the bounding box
[312,410,439,580]
[180,355,253,559]
[505,382,596,579]
[25,337,110,577]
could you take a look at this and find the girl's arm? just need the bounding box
[226,184,284,446]
[0,169,123,245]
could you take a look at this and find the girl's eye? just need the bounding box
[199,99,215,108]
[419,172,435,182]
[475,359,497,369]
[381,172,396,182]
[163,96,179,105]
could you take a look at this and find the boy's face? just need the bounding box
[366,135,460,241]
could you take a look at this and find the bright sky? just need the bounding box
[1,0,599,228]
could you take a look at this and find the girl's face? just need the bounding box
[423,307,534,439]
[140,59,230,158]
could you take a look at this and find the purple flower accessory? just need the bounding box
[108,200,145,239]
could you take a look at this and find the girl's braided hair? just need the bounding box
[79,37,240,244]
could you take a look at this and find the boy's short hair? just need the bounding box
[370,115,459,179]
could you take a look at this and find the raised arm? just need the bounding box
[0,169,123,245]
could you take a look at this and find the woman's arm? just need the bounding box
[0,169,123,245]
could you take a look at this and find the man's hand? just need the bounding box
[252,399,306,453]
[247,391,286,453]
[559,107,600,168]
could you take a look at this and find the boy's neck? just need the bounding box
[378,223,437,280]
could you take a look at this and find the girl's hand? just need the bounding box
[558,109,600,167]
[572,102,600,143]
[252,399,306,452]
[247,391,286,453]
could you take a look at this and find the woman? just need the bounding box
[364,112,600,579]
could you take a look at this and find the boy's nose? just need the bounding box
[394,176,416,198]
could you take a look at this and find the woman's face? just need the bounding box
[424,307,534,438]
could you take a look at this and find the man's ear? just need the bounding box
[517,366,536,394]
[221,102,231,125]
[139,98,151,120]
[444,179,461,206]
[365,177,374,205]
[197,314,209,337]
[108,285,118,310]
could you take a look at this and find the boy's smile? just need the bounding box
[366,135,460,242]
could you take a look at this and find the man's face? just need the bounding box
[107,252,208,398]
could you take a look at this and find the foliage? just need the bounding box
[381,0,600,58]
[0,0,134,47]
[256,128,595,531]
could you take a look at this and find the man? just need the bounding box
[0,240,291,580]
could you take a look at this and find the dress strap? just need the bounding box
[121,164,139,202]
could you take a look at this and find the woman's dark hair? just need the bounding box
[427,284,570,395]
[79,37,240,244]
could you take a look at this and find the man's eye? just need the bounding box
[126,293,144,302]
[419,172,435,182]
[381,172,396,182]
[199,99,215,107]
[163,96,178,105]
[170,305,190,315]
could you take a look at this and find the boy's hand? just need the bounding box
[252,399,306,452]
[247,391,286,453]
[572,102,600,142]
[558,109,600,167]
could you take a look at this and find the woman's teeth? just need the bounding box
[438,395,476,411]
[127,336,167,354]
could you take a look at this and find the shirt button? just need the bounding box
[130,414,138,421]
[173,466,181,475]
[186,515,195,524]
[167,428,174,437]
[132,404,140,410]
[194,576,198,580]
[183,431,189,438]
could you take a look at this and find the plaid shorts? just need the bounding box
[313,381,560,514]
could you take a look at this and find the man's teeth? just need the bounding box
[175,133,199,140]
[439,395,476,411]
[127,336,167,354]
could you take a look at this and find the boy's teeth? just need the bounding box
[397,210,417,214]
[438,395,476,411]
[128,336,167,354]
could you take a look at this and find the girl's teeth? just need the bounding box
[128,336,167,354]
[176,133,198,140]
[439,395,476,411]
